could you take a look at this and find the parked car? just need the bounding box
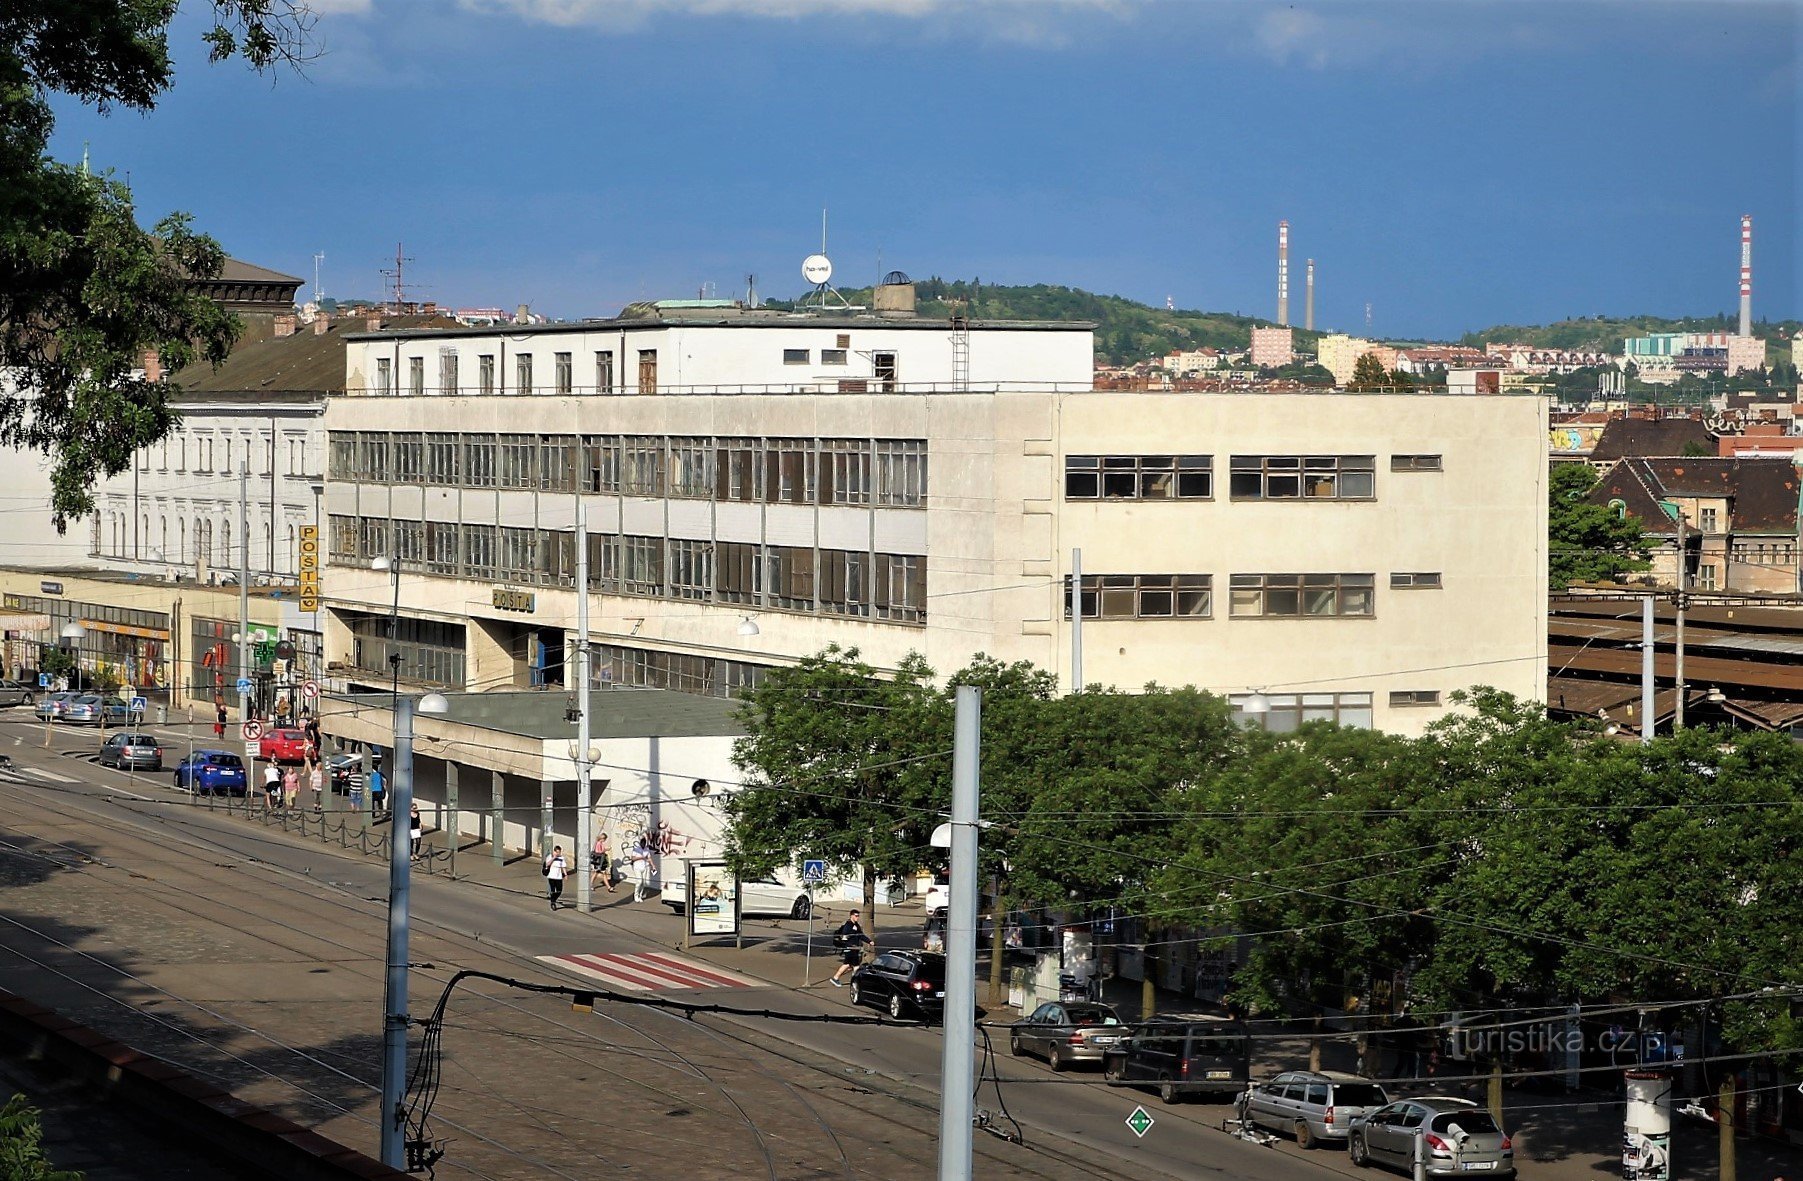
[325,752,366,794]
[96,733,165,772]
[63,694,129,725]
[33,691,75,721]
[1348,1097,1515,1178]
[1101,1013,1251,1104]
[1241,1071,1391,1148]
[847,950,947,1021]
[661,870,814,919]
[173,750,248,796]
[258,727,310,764]
[923,870,950,916]
[1009,1002,1127,1071]
[0,679,35,707]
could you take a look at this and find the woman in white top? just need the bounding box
[543,845,568,910]
[308,760,325,813]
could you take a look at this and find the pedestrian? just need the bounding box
[263,762,281,809]
[367,765,386,816]
[282,763,300,810]
[829,910,871,987]
[543,845,568,910]
[625,831,657,902]
[213,701,226,738]
[308,758,324,812]
[408,802,423,860]
[589,832,614,894]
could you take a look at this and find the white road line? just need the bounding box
[31,768,79,784]
[538,951,759,992]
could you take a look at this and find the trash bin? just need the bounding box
[156,706,168,725]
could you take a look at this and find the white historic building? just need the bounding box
[318,292,1548,737]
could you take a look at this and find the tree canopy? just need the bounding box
[1,1,311,527]
[1348,353,1390,390]
[1548,463,1651,589]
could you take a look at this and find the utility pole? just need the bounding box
[1640,595,1655,743]
[937,686,981,1181]
[1672,510,1689,729]
[380,694,418,1169]
[238,462,251,733]
[574,503,593,915]
[1069,548,1083,694]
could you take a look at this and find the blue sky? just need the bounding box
[50,0,1799,341]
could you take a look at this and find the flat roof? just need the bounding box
[344,309,1093,342]
[368,687,745,742]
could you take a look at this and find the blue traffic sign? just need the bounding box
[234,677,253,696]
[37,673,50,689]
[129,696,148,714]
[801,859,828,884]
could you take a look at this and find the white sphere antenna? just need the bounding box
[802,253,833,286]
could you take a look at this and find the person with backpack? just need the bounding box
[543,845,568,910]
[589,832,614,894]
[829,910,871,987]
[367,765,386,816]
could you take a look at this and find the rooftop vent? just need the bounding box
[880,270,912,287]
[873,271,917,317]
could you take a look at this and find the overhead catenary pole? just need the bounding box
[1640,595,1655,743]
[575,503,593,915]
[1673,511,1689,729]
[238,462,251,734]
[1069,548,1083,694]
[937,685,982,1181]
[380,694,418,1169]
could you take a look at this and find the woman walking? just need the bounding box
[408,802,424,860]
[282,764,300,811]
[543,845,568,910]
[308,758,324,812]
[589,832,614,894]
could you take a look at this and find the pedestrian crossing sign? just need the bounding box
[802,859,827,884]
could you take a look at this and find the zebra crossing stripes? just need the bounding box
[540,951,761,992]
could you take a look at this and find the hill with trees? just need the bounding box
[1461,313,1799,365]
[770,279,1322,366]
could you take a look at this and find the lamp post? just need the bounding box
[381,688,449,1169]
[371,554,403,807]
[59,621,86,692]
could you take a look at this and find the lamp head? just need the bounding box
[418,692,450,715]
[59,622,87,640]
[1241,691,1271,715]
[737,615,760,637]
[371,555,393,572]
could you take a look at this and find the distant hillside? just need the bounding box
[768,279,1322,366]
[1460,314,1799,365]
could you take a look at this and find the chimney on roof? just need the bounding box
[311,310,330,336]
[273,312,297,338]
[140,349,162,383]
[1739,214,1753,337]
[514,304,531,325]
[1305,259,1315,333]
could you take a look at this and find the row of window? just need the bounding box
[329,516,929,623]
[1061,572,1437,620]
[348,615,468,687]
[137,430,312,478]
[1226,690,1444,732]
[328,432,929,508]
[1063,453,1442,503]
[374,348,658,396]
[589,644,768,698]
[92,509,311,574]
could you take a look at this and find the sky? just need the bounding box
[48,0,1801,342]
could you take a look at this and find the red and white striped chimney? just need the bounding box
[1277,220,1290,327]
[1305,258,1315,333]
[1738,214,1752,337]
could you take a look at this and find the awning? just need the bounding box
[0,613,51,632]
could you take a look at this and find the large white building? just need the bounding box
[317,296,1548,737]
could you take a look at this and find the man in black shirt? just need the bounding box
[829,909,871,987]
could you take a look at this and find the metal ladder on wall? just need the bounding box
[950,311,970,391]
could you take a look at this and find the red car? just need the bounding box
[258,727,311,764]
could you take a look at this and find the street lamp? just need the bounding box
[60,621,86,692]
[381,687,448,1170]
[736,615,761,637]
[1241,690,1272,716]
[370,553,404,719]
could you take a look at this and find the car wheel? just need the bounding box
[847,982,861,1007]
[1350,1134,1370,1167]
[1159,1075,1183,1105]
[888,993,905,1020]
[791,896,812,920]
[1009,1034,1023,1057]
[1296,1121,1315,1150]
[1048,1045,1066,1073]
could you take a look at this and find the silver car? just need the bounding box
[1242,1070,1389,1148]
[1349,1097,1515,1178]
[1009,1002,1126,1071]
[0,679,35,707]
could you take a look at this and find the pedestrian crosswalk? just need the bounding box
[539,951,760,992]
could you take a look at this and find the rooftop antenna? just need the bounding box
[802,206,851,310]
[745,273,758,308]
[312,251,326,305]
[1365,301,1373,333]
[1166,295,1175,311]
[379,242,414,312]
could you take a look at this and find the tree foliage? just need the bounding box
[1,2,313,527]
[1549,463,1651,589]
[0,1093,80,1181]
[1348,353,1389,390]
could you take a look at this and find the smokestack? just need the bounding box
[1739,214,1753,337]
[1277,220,1290,327]
[1305,259,1315,333]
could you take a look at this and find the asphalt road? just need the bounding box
[0,708,1390,1181]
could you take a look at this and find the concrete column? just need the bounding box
[444,761,460,877]
[491,769,505,864]
[540,780,555,860]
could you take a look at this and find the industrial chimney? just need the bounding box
[1277,221,1290,327]
[1739,214,1752,337]
[1305,259,1315,333]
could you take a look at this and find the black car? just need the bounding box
[848,951,947,1020]
[1101,1012,1251,1104]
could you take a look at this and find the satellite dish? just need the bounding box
[802,253,833,285]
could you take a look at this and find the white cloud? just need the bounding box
[307,0,374,14]
[454,0,1129,42]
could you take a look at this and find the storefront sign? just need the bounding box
[298,524,320,612]
[492,587,536,613]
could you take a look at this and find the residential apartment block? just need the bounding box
[318,302,1548,736]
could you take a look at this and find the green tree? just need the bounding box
[0,1094,81,1180]
[1349,353,1389,390]
[722,646,942,927]
[2,2,311,527]
[1549,463,1651,589]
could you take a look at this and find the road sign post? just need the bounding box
[801,858,828,988]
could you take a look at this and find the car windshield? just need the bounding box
[1066,1006,1119,1026]
[206,754,244,768]
[1430,1111,1499,1135]
[1335,1084,1389,1106]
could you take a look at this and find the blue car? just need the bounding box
[173,750,248,796]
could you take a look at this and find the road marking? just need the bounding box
[539,951,760,992]
[30,768,79,784]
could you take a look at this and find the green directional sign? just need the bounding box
[1126,1106,1155,1139]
